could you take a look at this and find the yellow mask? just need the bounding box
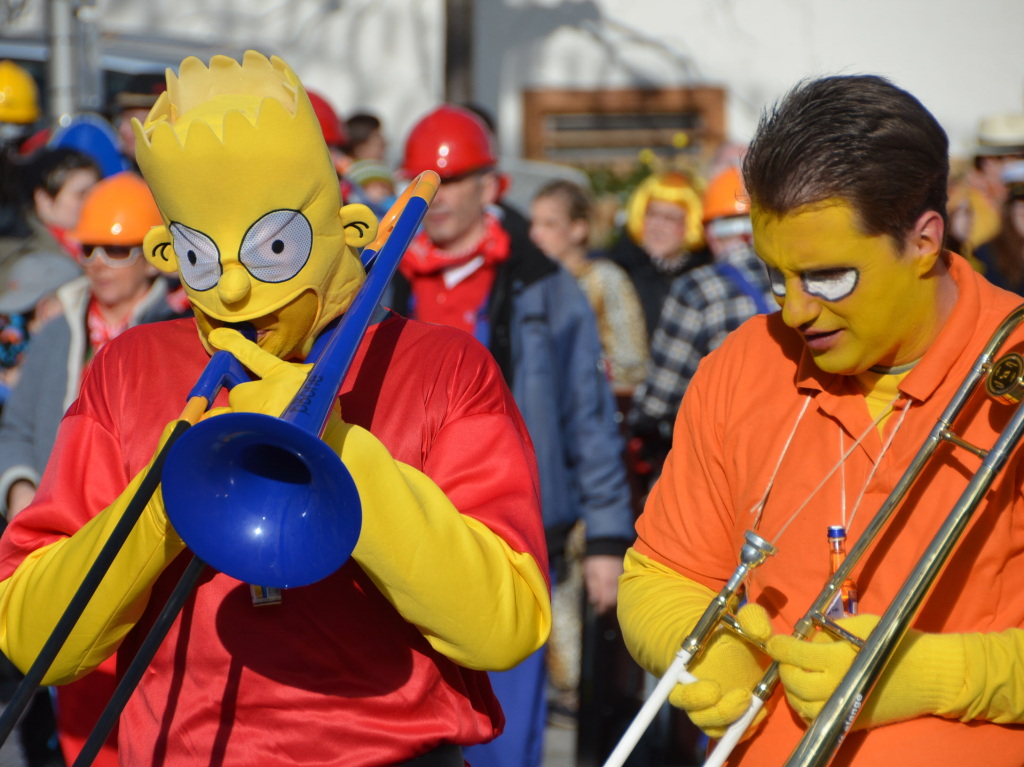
[133,51,377,360]
[752,200,944,376]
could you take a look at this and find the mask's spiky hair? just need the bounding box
[133,51,323,178]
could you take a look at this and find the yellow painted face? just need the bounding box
[752,200,942,375]
[134,52,377,360]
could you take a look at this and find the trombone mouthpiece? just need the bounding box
[226,322,257,342]
[741,530,778,568]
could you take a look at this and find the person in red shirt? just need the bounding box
[0,51,550,766]
[619,74,1024,766]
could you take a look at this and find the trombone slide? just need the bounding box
[601,531,776,767]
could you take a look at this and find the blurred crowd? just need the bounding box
[0,54,1023,767]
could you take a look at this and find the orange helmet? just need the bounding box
[73,172,162,245]
[306,89,347,149]
[702,166,750,223]
[401,104,497,179]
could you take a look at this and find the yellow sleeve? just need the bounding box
[325,421,551,671]
[618,547,718,676]
[0,426,186,685]
[949,629,1024,723]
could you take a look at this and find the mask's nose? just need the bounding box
[217,266,251,305]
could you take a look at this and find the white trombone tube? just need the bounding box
[702,694,765,767]
[601,650,698,767]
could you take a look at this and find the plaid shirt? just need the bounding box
[631,240,775,432]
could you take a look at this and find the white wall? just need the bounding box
[480,0,1024,160]
[5,0,1023,162]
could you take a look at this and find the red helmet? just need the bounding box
[306,89,347,149]
[401,104,497,179]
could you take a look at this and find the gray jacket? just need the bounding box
[0,276,174,516]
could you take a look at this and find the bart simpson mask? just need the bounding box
[133,51,377,360]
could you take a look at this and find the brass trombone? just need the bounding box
[0,171,439,766]
[605,302,1024,767]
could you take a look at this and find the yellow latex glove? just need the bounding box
[206,327,312,417]
[769,614,968,730]
[0,421,187,684]
[618,549,773,739]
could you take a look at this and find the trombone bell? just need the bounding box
[162,411,362,589]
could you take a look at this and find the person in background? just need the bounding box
[0,60,42,240]
[0,148,100,275]
[619,74,1024,766]
[629,165,774,465]
[394,103,634,767]
[530,179,648,397]
[0,171,174,767]
[971,163,1024,294]
[344,111,386,163]
[110,74,166,170]
[0,172,173,520]
[608,170,712,339]
[0,148,101,412]
[528,178,647,725]
[344,158,396,220]
[306,89,350,179]
[0,252,82,403]
[972,113,1024,210]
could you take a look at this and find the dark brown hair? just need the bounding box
[533,179,592,223]
[743,75,949,246]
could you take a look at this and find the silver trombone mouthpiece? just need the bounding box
[741,530,778,568]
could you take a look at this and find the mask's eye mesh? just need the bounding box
[239,210,313,283]
[169,222,221,292]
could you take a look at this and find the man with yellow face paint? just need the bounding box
[618,75,1024,765]
[0,52,550,766]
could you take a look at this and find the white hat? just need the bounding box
[976,114,1024,156]
[0,252,81,315]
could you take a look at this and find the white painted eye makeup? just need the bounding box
[766,266,787,297]
[801,268,859,301]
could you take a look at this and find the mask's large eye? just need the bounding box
[802,268,858,301]
[766,265,787,297]
[169,222,221,292]
[238,210,313,283]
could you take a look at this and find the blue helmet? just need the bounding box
[48,113,131,178]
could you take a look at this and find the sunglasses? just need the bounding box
[81,245,143,269]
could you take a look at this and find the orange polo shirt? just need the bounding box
[635,253,1024,765]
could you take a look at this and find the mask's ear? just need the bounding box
[340,203,379,248]
[143,225,179,274]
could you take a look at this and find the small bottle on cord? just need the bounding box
[826,525,859,618]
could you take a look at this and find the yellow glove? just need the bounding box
[206,327,311,417]
[618,549,773,739]
[768,614,968,730]
[0,421,187,684]
[670,602,774,738]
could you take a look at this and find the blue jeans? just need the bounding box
[462,643,547,767]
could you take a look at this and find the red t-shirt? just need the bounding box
[0,314,546,765]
